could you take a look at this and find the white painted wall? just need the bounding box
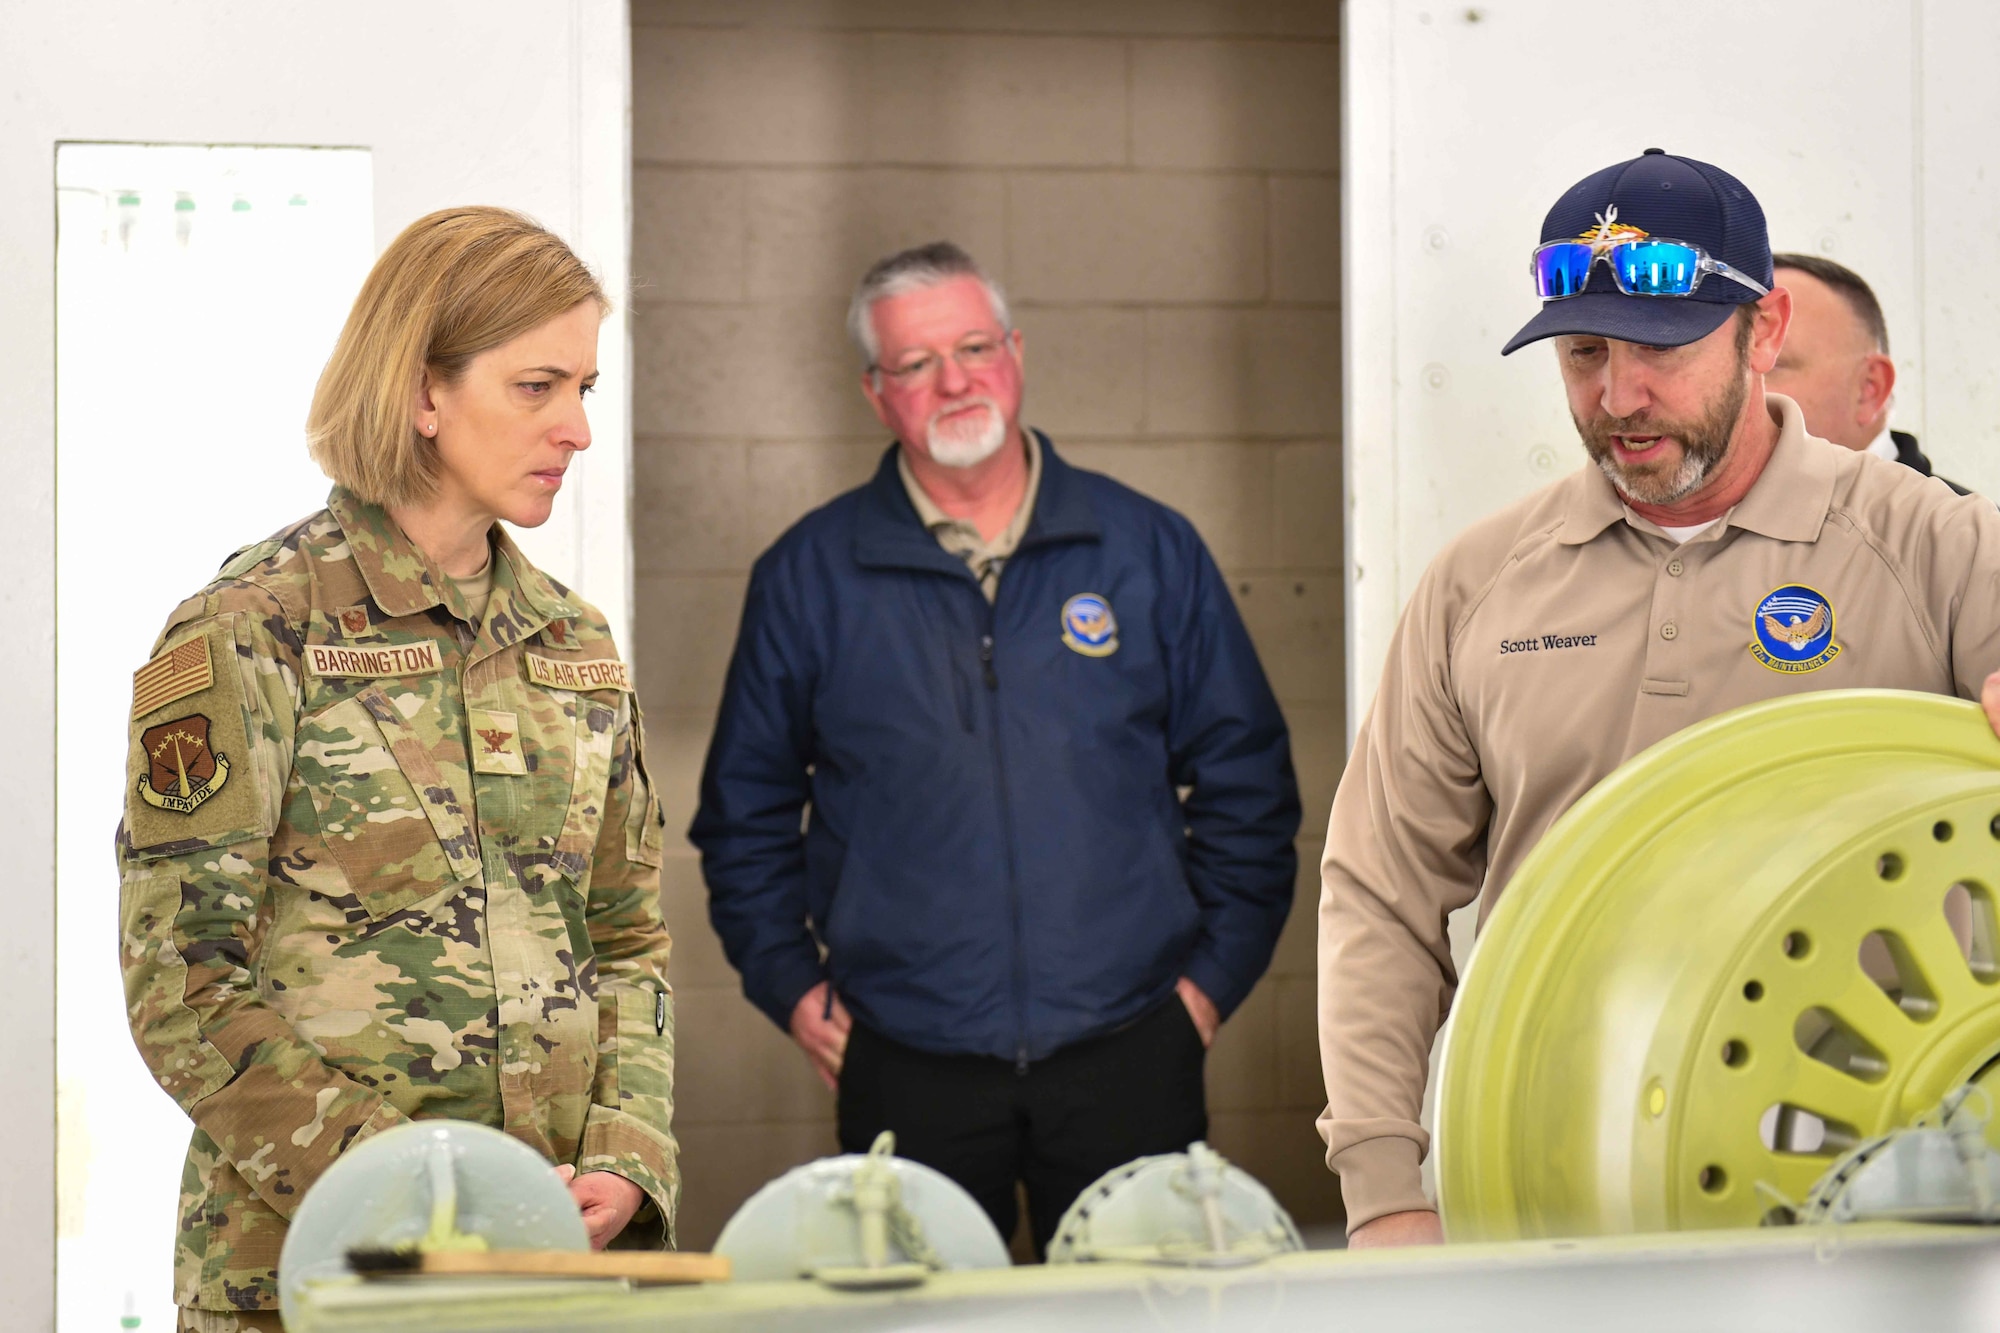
[0,3,632,1326]
[1344,0,2000,727]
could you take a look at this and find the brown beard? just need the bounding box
[1573,327,1753,506]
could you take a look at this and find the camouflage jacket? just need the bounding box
[118,488,676,1313]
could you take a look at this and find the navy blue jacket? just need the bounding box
[689,436,1300,1064]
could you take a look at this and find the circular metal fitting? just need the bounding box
[1437,691,2000,1240]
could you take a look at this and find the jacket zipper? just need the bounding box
[980,623,1031,1075]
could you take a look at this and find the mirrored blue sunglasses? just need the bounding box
[1531,236,1770,300]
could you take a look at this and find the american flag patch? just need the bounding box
[132,637,213,719]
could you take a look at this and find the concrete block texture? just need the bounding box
[1013,307,1147,438]
[1205,1108,1346,1234]
[1009,173,1269,304]
[745,438,893,551]
[673,1118,841,1252]
[629,0,1344,1233]
[633,0,1339,38]
[1231,574,1342,703]
[635,26,872,165]
[1145,307,1341,437]
[1283,702,1344,850]
[1205,981,1278,1113]
[1266,845,1324,980]
[634,301,879,437]
[1059,440,1276,570]
[633,574,747,709]
[660,852,737,990]
[1270,174,1341,303]
[868,34,1128,167]
[1273,974,1326,1109]
[1132,39,1340,171]
[673,985,837,1126]
[633,439,753,575]
[1274,441,1342,568]
[634,168,747,302]
[636,707,718,853]
[744,168,1008,300]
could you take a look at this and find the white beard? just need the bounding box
[924,398,1008,468]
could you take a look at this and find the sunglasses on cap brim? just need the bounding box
[1531,236,1771,300]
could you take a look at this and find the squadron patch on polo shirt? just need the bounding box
[1060,593,1119,658]
[1751,584,1840,674]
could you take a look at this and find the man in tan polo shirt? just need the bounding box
[1319,150,2000,1248]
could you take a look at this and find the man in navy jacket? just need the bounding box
[690,242,1300,1254]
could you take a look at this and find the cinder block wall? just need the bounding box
[629,0,1344,1249]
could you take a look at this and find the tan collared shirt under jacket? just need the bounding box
[897,430,1043,601]
[1318,396,2000,1231]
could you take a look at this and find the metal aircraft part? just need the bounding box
[287,1223,2000,1333]
[1797,1084,2000,1224]
[279,1120,589,1328]
[1045,1140,1303,1265]
[1438,690,2000,1240]
[712,1131,1010,1283]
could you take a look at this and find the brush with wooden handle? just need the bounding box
[347,1247,732,1285]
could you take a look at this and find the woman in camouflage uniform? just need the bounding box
[118,208,677,1333]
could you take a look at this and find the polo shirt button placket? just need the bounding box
[1661,622,1678,641]
[1667,558,1685,577]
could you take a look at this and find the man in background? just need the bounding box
[691,242,1300,1255]
[1765,252,1968,493]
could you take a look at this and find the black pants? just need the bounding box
[837,996,1209,1258]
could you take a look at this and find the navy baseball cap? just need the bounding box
[1501,149,1773,355]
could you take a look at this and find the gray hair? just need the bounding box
[846,240,1013,369]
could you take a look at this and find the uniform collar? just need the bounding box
[327,485,577,627]
[897,428,1044,555]
[1556,393,1832,547]
[1719,394,1834,543]
[854,429,1098,572]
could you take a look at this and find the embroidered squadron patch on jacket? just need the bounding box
[136,713,231,814]
[1060,593,1120,658]
[1750,584,1841,674]
[335,605,371,637]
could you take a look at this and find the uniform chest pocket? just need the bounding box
[294,686,481,920]
[535,693,619,885]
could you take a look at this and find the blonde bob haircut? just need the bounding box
[307,206,607,508]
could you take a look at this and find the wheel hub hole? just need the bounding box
[1860,929,1939,1019]
[1782,930,1812,960]
[1934,820,1955,843]
[1721,1038,1749,1068]
[1944,881,2000,983]
[1877,851,1905,880]
[1698,1164,1728,1195]
[1743,979,1765,1001]
[1795,1006,1888,1082]
[1759,1104,1858,1156]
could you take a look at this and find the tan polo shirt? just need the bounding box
[1318,394,2000,1231]
[897,431,1043,601]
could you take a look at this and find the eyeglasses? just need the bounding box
[874,334,1009,389]
[1532,235,1770,300]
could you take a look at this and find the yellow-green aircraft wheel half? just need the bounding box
[1436,690,2000,1241]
